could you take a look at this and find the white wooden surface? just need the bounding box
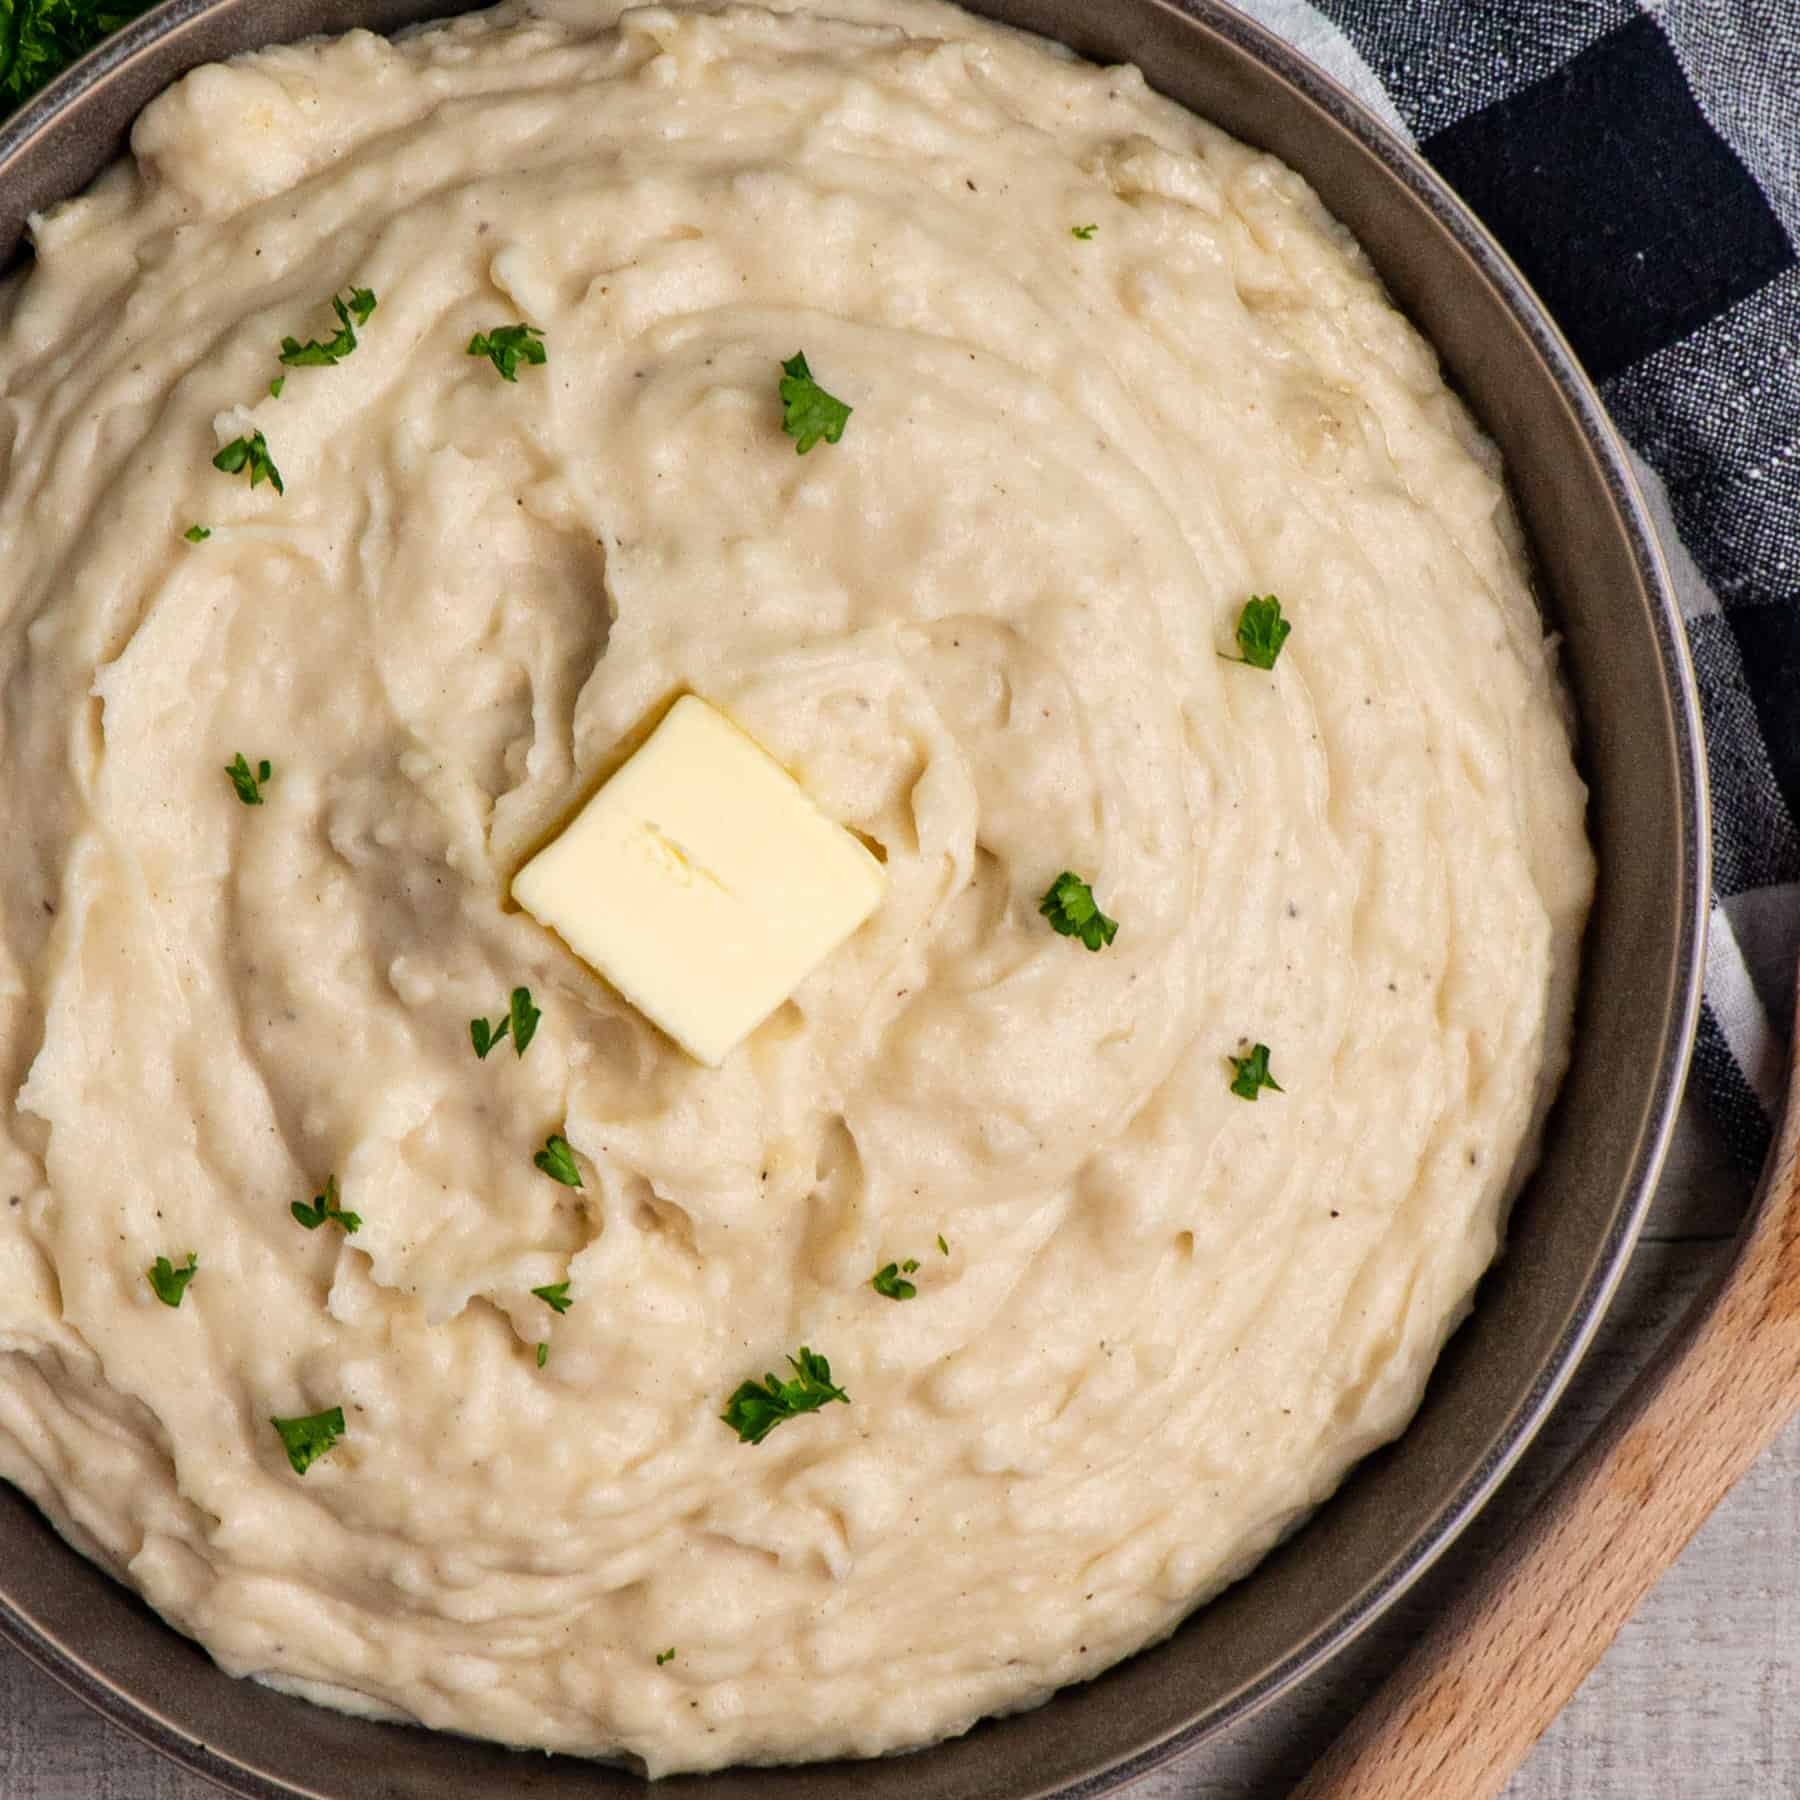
[2,1100,1789,1798]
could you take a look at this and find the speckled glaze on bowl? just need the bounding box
[0,3,1707,1795]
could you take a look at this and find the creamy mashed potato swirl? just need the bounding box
[0,0,1592,1774]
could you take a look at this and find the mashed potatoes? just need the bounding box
[0,0,1592,1774]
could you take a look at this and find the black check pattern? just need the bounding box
[1316,0,1800,1175]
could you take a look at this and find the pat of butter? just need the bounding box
[512,695,885,1066]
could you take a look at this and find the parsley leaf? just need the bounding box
[656,1648,676,1666]
[290,1173,361,1234]
[1038,870,1118,952]
[146,1252,198,1308]
[268,376,285,399]
[270,1405,345,1476]
[1071,223,1098,239]
[467,323,546,382]
[508,986,542,1055]
[183,524,211,543]
[721,1346,849,1445]
[474,986,541,1059]
[225,753,271,805]
[279,287,376,367]
[778,351,852,454]
[1227,1042,1283,1101]
[1226,594,1292,670]
[937,1233,949,1255]
[212,430,283,495]
[531,1280,572,1314]
[533,1134,582,1187]
[871,1261,917,1301]
[536,1341,549,1368]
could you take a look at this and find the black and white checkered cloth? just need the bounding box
[1250,0,1800,1177]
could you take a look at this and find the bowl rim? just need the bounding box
[0,1,1709,1795]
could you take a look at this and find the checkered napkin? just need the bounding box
[1238,0,1800,1176]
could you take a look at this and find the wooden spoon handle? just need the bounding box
[1293,1050,1800,1800]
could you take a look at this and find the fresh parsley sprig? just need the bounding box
[184,524,211,543]
[1227,1043,1283,1101]
[656,1648,677,1666]
[871,1258,921,1300]
[467,323,546,382]
[1224,594,1292,670]
[721,1346,849,1445]
[778,351,852,454]
[291,1173,361,1234]
[271,1406,345,1476]
[471,986,541,1059]
[279,287,376,367]
[212,430,283,495]
[1071,223,1098,240]
[533,1134,582,1187]
[146,1253,198,1308]
[1039,871,1118,952]
[225,753,271,805]
[1,0,144,107]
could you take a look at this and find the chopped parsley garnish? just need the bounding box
[508,986,542,1054]
[291,1173,361,1234]
[871,1259,921,1300]
[937,1233,949,1255]
[531,1280,573,1314]
[183,524,211,543]
[467,323,546,382]
[722,1346,849,1445]
[778,351,852,454]
[1038,871,1118,952]
[536,1341,549,1368]
[1227,1043,1283,1101]
[1071,223,1098,239]
[146,1252,198,1308]
[1226,594,1292,670]
[212,430,283,495]
[225,753,271,806]
[656,1648,677,1666]
[533,1134,582,1187]
[471,986,541,1059]
[271,1405,345,1476]
[279,287,376,367]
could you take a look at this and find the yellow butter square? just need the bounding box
[512,696,885,1066]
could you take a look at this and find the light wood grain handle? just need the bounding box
[1294,1086,1800,1800]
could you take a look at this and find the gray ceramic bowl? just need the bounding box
[0,2,1707,1796]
